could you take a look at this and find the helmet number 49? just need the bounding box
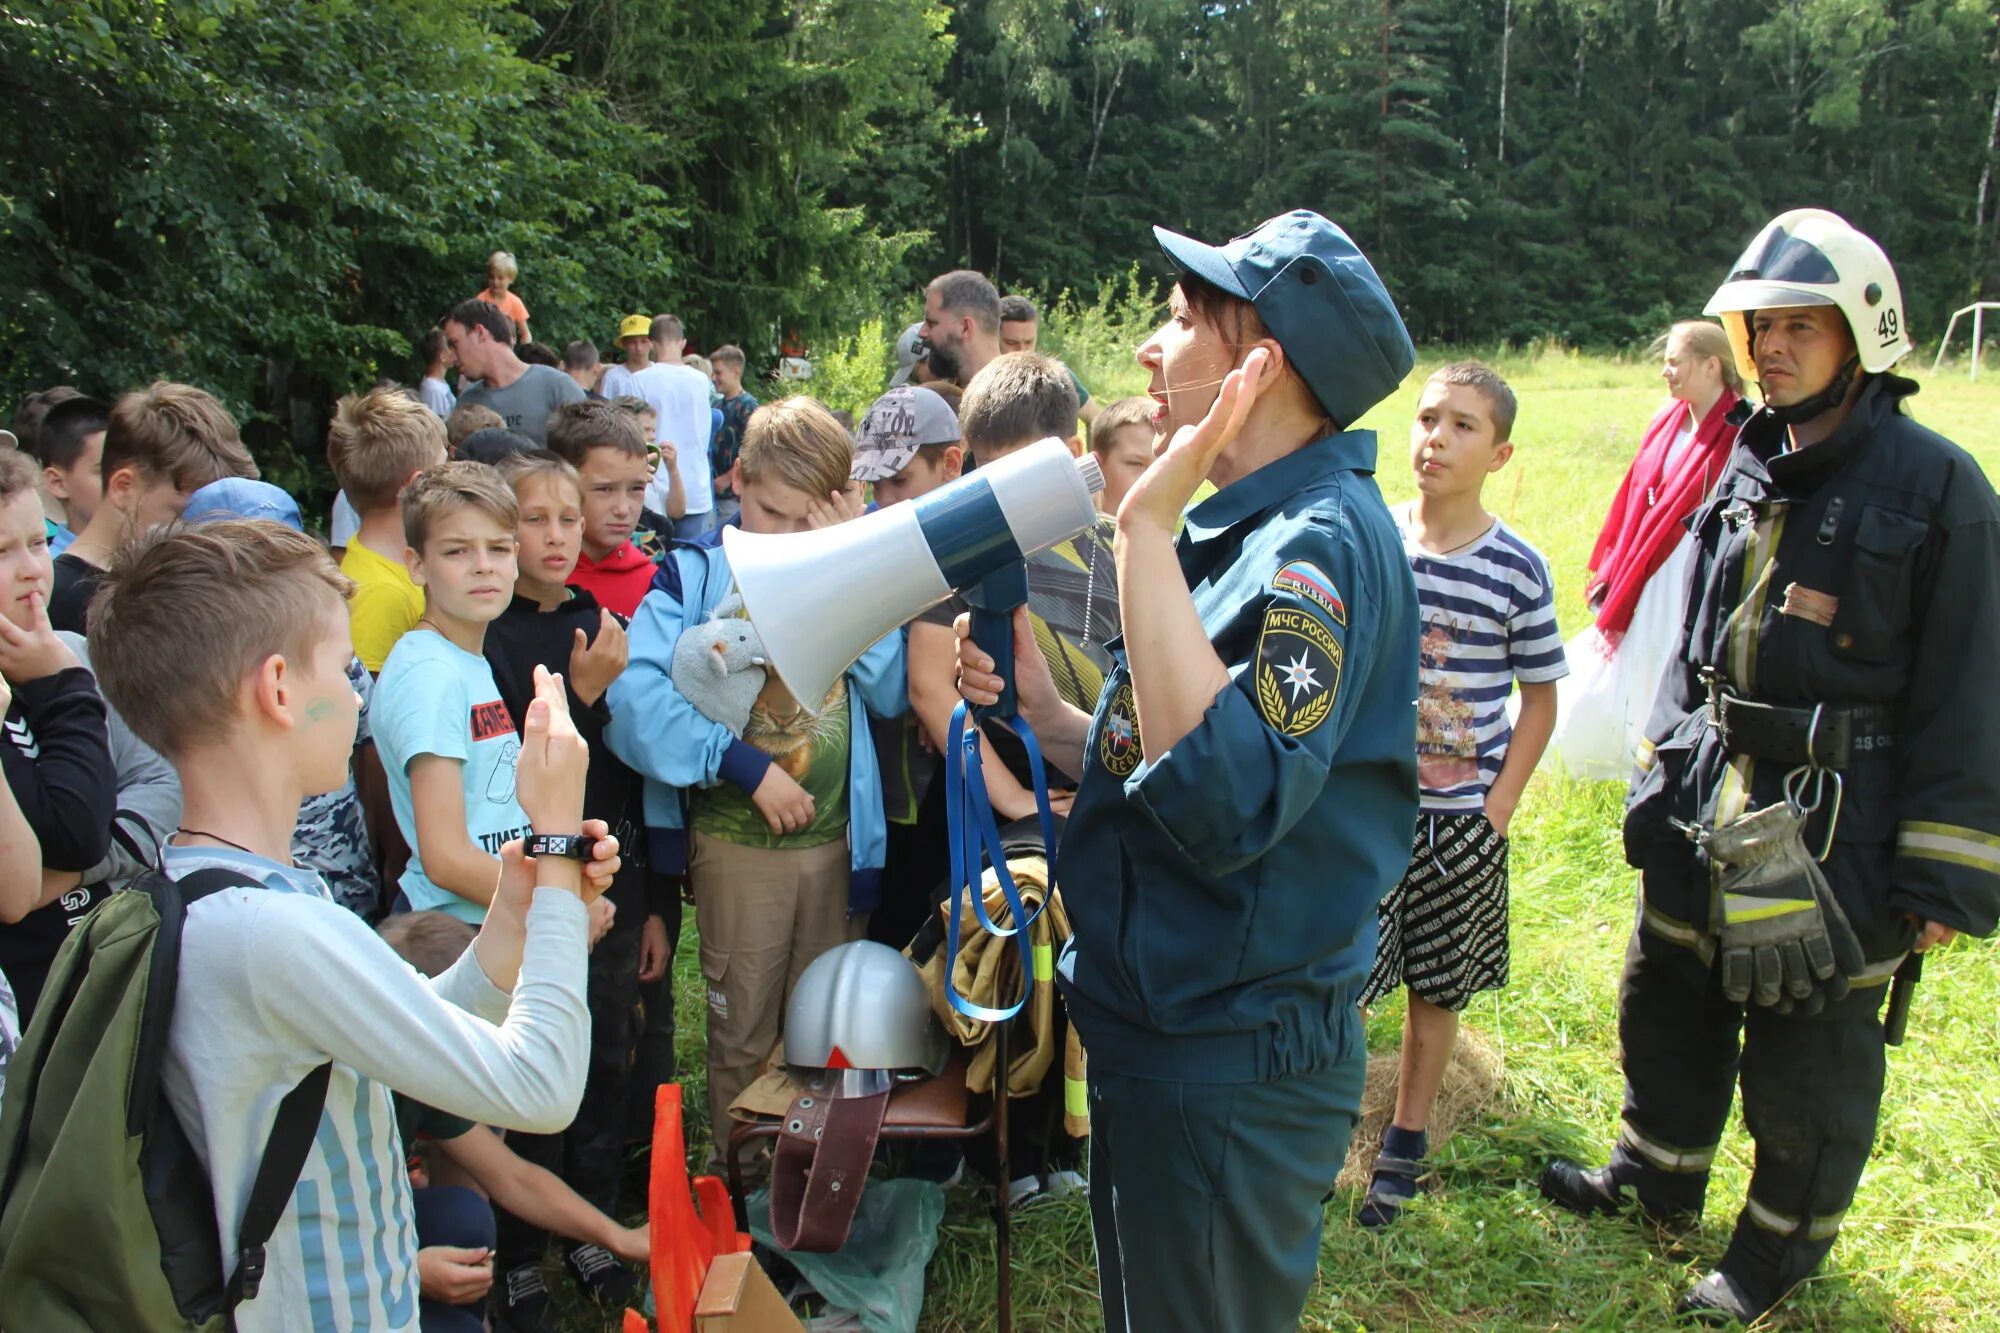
[1878,309,1899,347]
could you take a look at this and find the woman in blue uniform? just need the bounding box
[957,211,1421,1332]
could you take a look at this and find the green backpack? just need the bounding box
[0,867,331,1330]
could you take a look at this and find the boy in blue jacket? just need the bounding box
[607,396,907,1147]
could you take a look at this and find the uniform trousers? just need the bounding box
[1087,1058,1362,1333]
[1612,904,1890,1295]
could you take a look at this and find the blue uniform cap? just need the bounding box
[181,478,304,532]
[1153,210,1416,429]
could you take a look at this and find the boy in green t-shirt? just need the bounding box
[606,397,908,1147]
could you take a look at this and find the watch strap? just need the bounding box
[524,833,591,861]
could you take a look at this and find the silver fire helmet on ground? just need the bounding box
[786,941,950,1084]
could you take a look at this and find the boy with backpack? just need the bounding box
[0,516,618,1330]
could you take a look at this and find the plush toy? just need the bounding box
[671,596,769,737]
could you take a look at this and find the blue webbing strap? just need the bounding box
[941,699,1056,1022]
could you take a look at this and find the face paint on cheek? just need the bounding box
[303,698,341,727]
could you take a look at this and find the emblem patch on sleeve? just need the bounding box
[1255,606,1342,736]
[1272,560,1345,625]
[1098,680,1144,777]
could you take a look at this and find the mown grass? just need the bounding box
[562,353,2000,1331]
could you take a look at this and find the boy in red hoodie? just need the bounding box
[541,400,683,1151]
[546,402,659,618]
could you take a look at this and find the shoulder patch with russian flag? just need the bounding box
[1273,560,1345,626]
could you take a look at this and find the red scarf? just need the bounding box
[1587,390,1741,639]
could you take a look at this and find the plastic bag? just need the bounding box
[746,1178,946,1333]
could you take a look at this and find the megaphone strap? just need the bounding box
[942,700,1056,1023]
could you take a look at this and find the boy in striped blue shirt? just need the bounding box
[1357,361,1567,1227]
[87,519,619,1330]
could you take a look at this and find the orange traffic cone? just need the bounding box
[628,1083,753,1332]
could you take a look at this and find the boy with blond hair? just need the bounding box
[447,404,506,454]
[477,250,532,346]
[330,388,449,673]
[371,463,540,925]
[1355,360,1566,1227]
[51,381,258,634]
[607,397,908,1145]
[86,516,616,1330]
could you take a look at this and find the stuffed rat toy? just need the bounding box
[671,596,769,737]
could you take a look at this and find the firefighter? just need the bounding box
[1540,208,2000,1323]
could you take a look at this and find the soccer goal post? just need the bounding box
[1931,302,2000,380]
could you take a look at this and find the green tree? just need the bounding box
[0,0,665,492]
[536,0,954,361]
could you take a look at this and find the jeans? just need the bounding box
[493,918,644,1270]
[412,1185,494,1332]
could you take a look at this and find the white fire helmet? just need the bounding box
[1703,208,1911,384]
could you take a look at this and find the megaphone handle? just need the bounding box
[966,564,1030,722]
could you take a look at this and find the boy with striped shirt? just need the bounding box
[1356,362,1566,1227]
[86,520,619,1330]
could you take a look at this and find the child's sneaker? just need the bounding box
[492,1263,556,1333]
[1041,1168,1088,1198]
[565,1242,640,1305]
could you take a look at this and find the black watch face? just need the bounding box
[528,835,587,860]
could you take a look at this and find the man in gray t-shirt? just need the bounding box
[444,299,585,447]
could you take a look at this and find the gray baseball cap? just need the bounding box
[852,386,961,482]
[888,322,925,388]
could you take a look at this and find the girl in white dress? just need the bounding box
[1551,322,1748,778]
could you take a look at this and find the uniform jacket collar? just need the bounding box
[1736,373,1917,496]
[1183,430,1377,545]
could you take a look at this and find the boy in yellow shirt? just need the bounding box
[329,389,448,672]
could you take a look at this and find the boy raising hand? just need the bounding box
[86,519,617,1330]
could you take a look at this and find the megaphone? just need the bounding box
[723,438,1105,710]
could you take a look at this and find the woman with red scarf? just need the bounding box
[1552,321,1748,777]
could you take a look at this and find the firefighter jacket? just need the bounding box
[1625,373,2000,954]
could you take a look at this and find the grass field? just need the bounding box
[563,352,2000,1332]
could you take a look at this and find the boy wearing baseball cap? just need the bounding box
[851,384,964,509]
[599,315,654,400]
[847,386,967,953]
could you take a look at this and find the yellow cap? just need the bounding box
[618,314,651,340]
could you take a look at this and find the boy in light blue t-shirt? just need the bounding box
[374,462,535,922]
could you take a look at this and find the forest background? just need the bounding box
[5,0,1999,497]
